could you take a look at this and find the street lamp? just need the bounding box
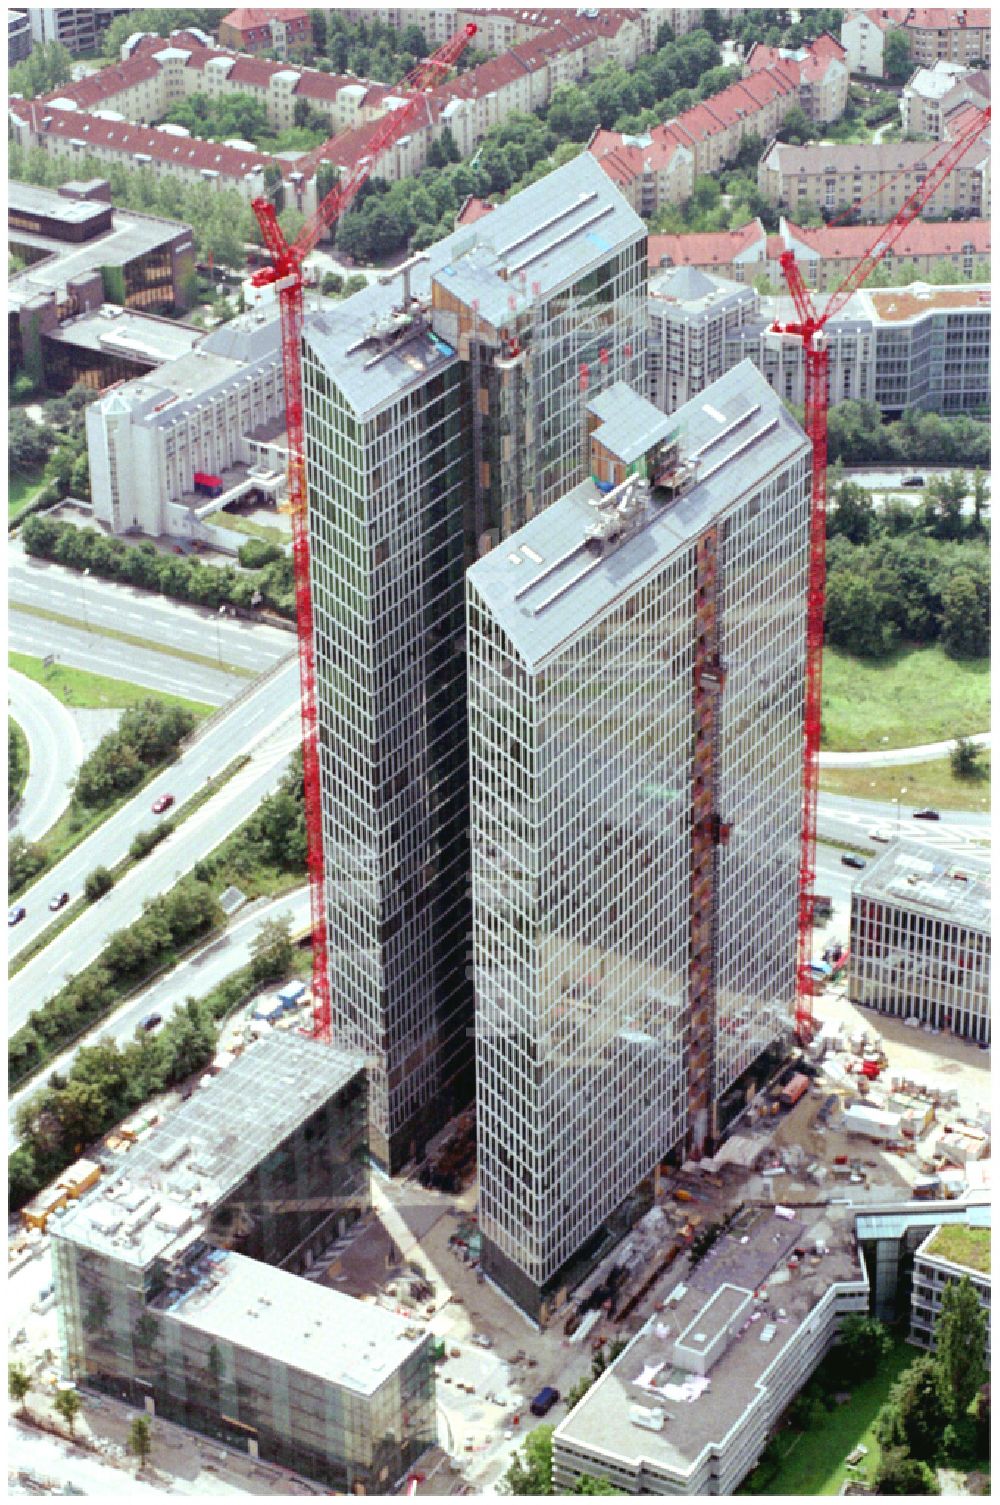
[216,604,226,666]
[80,566,91,634]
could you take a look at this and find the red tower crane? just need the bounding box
[250,24,477,1041]
[773,105,990,1044]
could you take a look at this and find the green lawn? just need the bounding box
[9,466,47,520]
[822,645,990,752]
[9,717,29,807]
[9,652,213,717]
[741,1336,920,1496]
[820,755,990,815]
[216,512,289,545]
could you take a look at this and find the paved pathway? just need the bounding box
[820,732,991,768]
[8,670,83,843]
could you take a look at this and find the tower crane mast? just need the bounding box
[773,105,990,1043]
[250,24,477,1042]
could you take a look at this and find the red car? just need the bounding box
[151,794,175,815]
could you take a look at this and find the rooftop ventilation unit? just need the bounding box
[629,1404,666,1431]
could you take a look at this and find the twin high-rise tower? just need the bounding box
[302,155,811,1319]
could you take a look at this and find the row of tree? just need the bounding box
[823,402,990,467]
[9,39,73,99]
[825,533,989,660]
[9,914,297,1212]
[21,515,296,619]
[159,91,331,155]
[10,385,97,504]
[9,722,28,811]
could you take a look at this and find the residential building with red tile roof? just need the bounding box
[745,32,849,122]
[780,213,991,289]
[218,9,311,59]
[588,127,694,216]
[647,220,769,279]
[758,134,991,220]
[901,60,990,138]
[841,8,991,77]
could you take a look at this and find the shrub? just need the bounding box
[238,536,284,569]
[84,866,114,902]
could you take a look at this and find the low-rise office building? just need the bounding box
[647,273,990,419]
[910,1222,991,1350]
[553,1202,868,1494]
[8,180,195,389]
[50,1034,432,1493]
[849,841,990,1045]
[86,302,286,537]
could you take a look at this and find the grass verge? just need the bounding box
[215,511,289,545]
[822,645,990,752]
[11,602,256,679]
[9,755,253,978]
[740,1334,919,1496]
[9,467,47,520]
[9,716,29,807]
[821,756,991,815]
[9,651,215,716]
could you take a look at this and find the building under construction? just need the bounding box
[301,153,647,1170]
[466,365,812,1320]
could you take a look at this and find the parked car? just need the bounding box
[8,905,26,927]
[140,1012,163,1032]
[472,1333,493,1349]
[868,828,892,843]
[901,474,925,487]
[151,793,175,815]
[841,854,866,870]
[49,891,70,911]
[912,808,940,821]
[530,1386,560,1418]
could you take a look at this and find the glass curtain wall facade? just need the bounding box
[468,568,693,1318]
[302,347,473,1170]
[712,451,811,1130]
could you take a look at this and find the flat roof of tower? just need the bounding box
[302,153,644,418]
[167,1250,426,1395]
[467,361,808,670]
[52,1034,366,1268]
[852,840,990,932]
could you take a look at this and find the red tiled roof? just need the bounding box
[222,8,308,29]
[903,8,991,29]
[766,233,785,259]
[39,53,162,110]
[227,57,283,89]
[784,216,990,259]
[648,220,768,270]
[456,194,495,225]
[589,125,689,185]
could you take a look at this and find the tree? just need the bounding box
[939,568,989,659]
[500,1424,554,1495]
[84,866,115,902]
[934,1275,988,1419]
[970,469,989,537]
[250,914,295,984]
[8,1363,31,1416]
[572,1477,620,1495]
[874,1446,940,1495]
[883,29,912,83]
[829,1314,891,1382]
[888,1354,950,1461]
[9,834,47,896]
[54,1387,83,1438]
[950,736,987,782]
[827,479,877,545]
[129,1414,152,1470]
[824,569,897,658]
[778,105,815,145]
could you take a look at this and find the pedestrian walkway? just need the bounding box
[819,732,990,768]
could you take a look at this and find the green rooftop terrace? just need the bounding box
[925,1224,991,1275]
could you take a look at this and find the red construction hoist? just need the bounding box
[772,104,990,1044]
[249,23,477,1041]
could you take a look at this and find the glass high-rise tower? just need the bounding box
[466,366,811,1320]
[302,156,647,1169]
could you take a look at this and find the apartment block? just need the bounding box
[744,32,849,123]
[218,7,311,57]
[27,6,131,55]
[757,136,990,219]
[900,59,990,138]
[849,841,990,1044]
[841,8,991,78]
[467,365,810,1320]
[49,1036,431,1493]
[647,266,759,411]
[552,1202,869,1494]
[9,9,31,64]
[778,215,990,291]
[300,156,647,1173]
[910,1223,991,1351]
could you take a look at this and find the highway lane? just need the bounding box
[9,544,295,674]
[7,658,301,966]
[817,792,989,855]
[844,468,990,492]
[8,887,310,1148]
[8,716,300,1030]
[8,670,84,843]
[10,609,250,708]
